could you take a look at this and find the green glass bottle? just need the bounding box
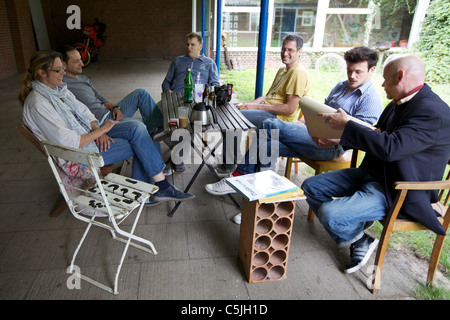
[184,68,193,103]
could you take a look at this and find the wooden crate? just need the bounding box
[238,199,295,283]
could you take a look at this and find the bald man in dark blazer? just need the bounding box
[302,54,450,273]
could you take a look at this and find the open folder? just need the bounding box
[225,170,302,203]
[300,96,375,139]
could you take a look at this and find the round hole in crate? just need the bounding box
[251,267,267,281]
[268,265,285,279]
[272,234,289,249]
[253,251,269,266]
[254,235,271,250]
[270,250,287,265]
[256,219,273,234]
[274,217,291,233]
[257,203,275,218]
[277,201,294,216]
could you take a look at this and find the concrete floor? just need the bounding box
[0,58,447,301]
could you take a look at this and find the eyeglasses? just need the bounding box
[50,66,66,74]
[281,48,298,54]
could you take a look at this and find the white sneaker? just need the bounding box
[232,213,242,224]
[205,178,236,195]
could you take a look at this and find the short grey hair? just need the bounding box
[283,34,304,51]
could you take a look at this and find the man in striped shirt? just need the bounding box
[205,47,383,215]
[253,46,382,166]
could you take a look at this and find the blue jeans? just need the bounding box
[301,168,389,247]
[107,88,163,133]
[265,118,343,160]
[239,109,276,129]
[236,118,344,174]
[100,118,165,184]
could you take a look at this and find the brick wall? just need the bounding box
[0,0,16,79]
[5,0,37,73]
[0,0,36,80]
[42,0,192,60]
[218,50,314,70]
[1,0,192,80]
[1,0,316,80]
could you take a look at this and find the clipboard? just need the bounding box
[299,96,375,139]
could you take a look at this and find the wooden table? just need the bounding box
[161,91,255,133]
[161,91,256,216]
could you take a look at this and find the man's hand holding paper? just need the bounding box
[311,136,341,148]
[310,108,348,148]
[319,108,350,131]
[300,96,376,139]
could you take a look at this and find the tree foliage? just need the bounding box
[416,0,450,83]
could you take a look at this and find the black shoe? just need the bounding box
[345,234,379,274]
[172,161,186,172]
[154,185,195,202]
[164,160,185,174]
[151,127,171,142]
[144,194,161,206]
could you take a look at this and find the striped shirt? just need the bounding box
[325,79,382,125]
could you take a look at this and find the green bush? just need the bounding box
[416,0,450,83]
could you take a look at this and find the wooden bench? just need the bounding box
[161,91,255,133]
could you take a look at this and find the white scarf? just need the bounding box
[32,81,99,153]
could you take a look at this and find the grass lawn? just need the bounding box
[222,68,450,298]
[223,68,450,107]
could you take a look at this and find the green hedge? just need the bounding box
[416,0,450,83]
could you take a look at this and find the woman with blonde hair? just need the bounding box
[20,50,194,204]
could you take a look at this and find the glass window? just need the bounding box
[223,12,259,47]
[225,0,260,7]
[324,14,367,47]
[329,0,369,8]
[296,9,316,47]
[221,0,418,49]
[271,1,318,47]
[369,0,417,47]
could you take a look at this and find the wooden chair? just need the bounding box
[16,124,130,217]
[41,140,158,295]
[285,149,361,220]
[371,159,450,294]
[17,124,69,217]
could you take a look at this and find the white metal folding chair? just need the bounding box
[41,140,158,295]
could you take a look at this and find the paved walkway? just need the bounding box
[0,58,447,301]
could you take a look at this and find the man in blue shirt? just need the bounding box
[162,32,220,93]
[205,46,383,224]
[251,46,382,167]
[162,32,220,173]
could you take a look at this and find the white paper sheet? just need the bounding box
[299,96,375,139]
